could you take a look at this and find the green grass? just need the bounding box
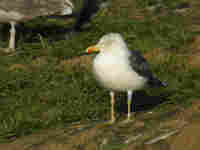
[0,0,200,142]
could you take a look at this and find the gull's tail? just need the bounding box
[148,76,168,88]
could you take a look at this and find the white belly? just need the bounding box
[93,53,147,91]
[0,10,24,23]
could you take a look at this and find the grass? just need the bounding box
[0,0,200,142]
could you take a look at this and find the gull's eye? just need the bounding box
[102,44,106,50]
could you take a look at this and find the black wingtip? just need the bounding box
[148,77,168,88]
[161,81,168,87]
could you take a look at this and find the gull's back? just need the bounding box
[128,50,167,88]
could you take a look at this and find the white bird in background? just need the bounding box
[86,33,167,123]
[0,0,100,52]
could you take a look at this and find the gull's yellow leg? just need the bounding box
[101,91,116,126]
[110,91,116,123]
[9,21,16,50]
[4,21,16,53]
[126,91,134,122]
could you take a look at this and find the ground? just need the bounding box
[1,100,200,150]
[0,0,200,149]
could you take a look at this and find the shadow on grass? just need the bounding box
[0,20,91,43]
[117,90,170,114]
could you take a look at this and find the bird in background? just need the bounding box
[86,33,168,123]
[0,0,100,53]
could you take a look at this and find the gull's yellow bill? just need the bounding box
[86,45,100,54]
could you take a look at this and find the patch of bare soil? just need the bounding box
[186,36,200,68]
[31,57,48,68]
[144,35,200,69]
[1,101,200,150]
[8,64,29,72]
[144,48,169,63]
[57,55,93,71]
[169,123,200,150]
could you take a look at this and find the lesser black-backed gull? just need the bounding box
[86,33,167,123]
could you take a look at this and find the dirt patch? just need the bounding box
[169,123,200,150]
[167,102,200,150]
[190,36,200,51]
[8,64,29,72]
[31,57,48,67]
[187,36,200,68]
[144,48,169,63]
[2,101,200,150]
[188,53,200,68]
[57,55,93,71]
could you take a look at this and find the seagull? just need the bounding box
[0,0,74,52]
[0,0,100,53]
[86,33,167,123]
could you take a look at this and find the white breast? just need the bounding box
[0,10,25,22]
[93,51,147,91]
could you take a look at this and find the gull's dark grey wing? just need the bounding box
[46,0,100,39]
[49,0,100,31]
[128,50,167,87]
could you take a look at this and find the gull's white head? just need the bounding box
[86,33,128,53]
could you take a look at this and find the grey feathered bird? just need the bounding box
[0,0,100,52]
[86,33,167,123]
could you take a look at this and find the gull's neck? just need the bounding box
[101,42,129,57]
